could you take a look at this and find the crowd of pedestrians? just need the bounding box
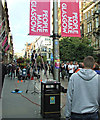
[60,60,100,81]
[1,56,100,87]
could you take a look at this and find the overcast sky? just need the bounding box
[6,0,40,53]
[6,0,80,53]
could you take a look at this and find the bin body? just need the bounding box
[41,81,61,118]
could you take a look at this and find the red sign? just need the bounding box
[29,0,50,36]
[61,0,81,37]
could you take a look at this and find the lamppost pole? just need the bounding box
[53,0,60,81]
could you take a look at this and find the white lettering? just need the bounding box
[37,15,42,32]
[73,12,78,33]
[62,3,67,33]
[68,17,73,33]
[43,10,48,33]
[31,21,36,32]
[31,1,37,7]
[31,1,37,32]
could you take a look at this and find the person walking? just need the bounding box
[31,50,37,65]
[65,62,69,78]
[17,67,22,80]
[61,63,66,80]
[68,61,74,81]
[74,61,79,73]
[10,63,16,79]
[65,56,100,120]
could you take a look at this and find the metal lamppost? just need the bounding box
[53,0,60,81]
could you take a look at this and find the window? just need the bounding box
[87,23,89,32]
[96,17,99,28]
[49,53,51,59]
[89,22,92,32]
[49,48,51,52]
[94,6,96,12]
[44,47,47,52]
[95,38,98,47]
[88,11,90,17]
[91,9,93,15]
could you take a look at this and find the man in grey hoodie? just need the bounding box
[65,56,100,120]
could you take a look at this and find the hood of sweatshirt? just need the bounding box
[77,69,97,81]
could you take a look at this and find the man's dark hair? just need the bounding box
[83,56,95,69]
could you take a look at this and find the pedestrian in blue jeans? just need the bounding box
[65,56,100,120]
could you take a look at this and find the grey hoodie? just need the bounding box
[65,69,100,118]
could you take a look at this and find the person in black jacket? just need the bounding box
[31,50,37,64]
[61,63,66,80]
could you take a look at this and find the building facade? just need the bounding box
[0,0,13,64]
[25,42,35,59]
[36,36,53,63]
[80,0,100,62]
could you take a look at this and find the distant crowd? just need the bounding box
[1,59,100,85]
[60,61,100,81]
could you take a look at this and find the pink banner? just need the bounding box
[29,0,50,36]
[5,45,10,52]
[2,36,7,47]
[61,0,81,37]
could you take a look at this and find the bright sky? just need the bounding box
[6,0,80,53]
[6,0,39,53]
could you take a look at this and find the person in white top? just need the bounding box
[68,61,75,81]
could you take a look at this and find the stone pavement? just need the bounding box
[0,70,68,120]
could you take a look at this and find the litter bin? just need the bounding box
[41,80,61,118]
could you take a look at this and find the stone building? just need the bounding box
[80,0,100,63]
[0,0,13,64]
